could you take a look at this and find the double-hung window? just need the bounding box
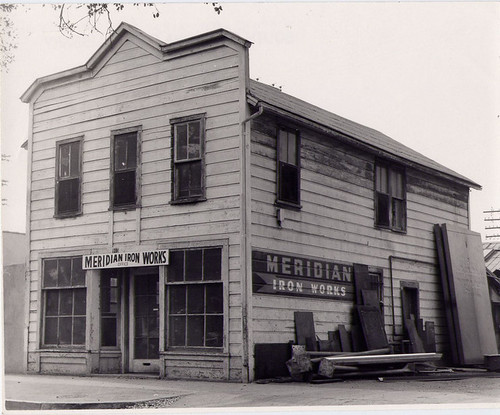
[277,128,300,207]
[55,137,82,217]
[171,114,206,203]
[111,129,140,209]
[42,256,86,347]
[375,162,406,232]
[166,247,223,348]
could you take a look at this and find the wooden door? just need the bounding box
[129,272,160,373]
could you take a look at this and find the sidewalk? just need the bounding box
[3,374,194,410]
[4,372,500,411]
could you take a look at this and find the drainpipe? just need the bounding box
[388,256,397,339]
[240,103,263,382]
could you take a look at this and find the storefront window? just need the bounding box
[166,247,223,348]
[42,257,86,346]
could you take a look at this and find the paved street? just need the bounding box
[3,372,500,412]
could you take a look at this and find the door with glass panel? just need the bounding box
[129,271,159,372]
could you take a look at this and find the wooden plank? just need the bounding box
[326,331,341,352]
[294,311,317,351]
[362,289,379,307]
[434,224,459,364]
[353,264,372,305]
[441,224,498,365]
[338,325,352,352]
[405,319,425,353]
[357,305,388,350]
[425,321,436,353]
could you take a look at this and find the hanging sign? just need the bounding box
[83,250,169,270]
[252,250,354,301]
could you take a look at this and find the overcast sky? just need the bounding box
[1,2,499,241]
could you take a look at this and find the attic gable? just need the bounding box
[21,23,251,103]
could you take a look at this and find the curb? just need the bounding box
[5,396,181,411]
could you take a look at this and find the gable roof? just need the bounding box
[247,80,480,189]
[21,23,251,103]
[485,242,500,273]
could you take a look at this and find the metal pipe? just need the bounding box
[240,103,264,382]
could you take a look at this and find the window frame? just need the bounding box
[276,126,301,209]
[110,126,142,211]
[40,255,87,349]
[100,269,121,349]
[374,161,407,233]
[170,113,207,205]
[163,241,227,352]
[54,136,83,218]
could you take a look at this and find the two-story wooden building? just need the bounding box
[21,23,480,382]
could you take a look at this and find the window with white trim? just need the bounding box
[42,256,86,346]
[111,129,140,209]
[277,128,300,207]
[375,163,406,232]
[55,137,82,217]
[171,114,206,203]
[166,247,223,348]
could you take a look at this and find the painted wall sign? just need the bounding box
[252,250,354,301]
[83,250,169,270]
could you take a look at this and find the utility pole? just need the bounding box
[484,209,500,240]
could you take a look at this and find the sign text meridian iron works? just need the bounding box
[252,250,354,301]
[83,250,169,270]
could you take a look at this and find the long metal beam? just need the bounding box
[322,352,442,365]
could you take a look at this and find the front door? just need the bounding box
[129,271,160,373]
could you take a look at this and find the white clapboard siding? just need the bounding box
[28,36,246,378]
[250,114,469,345]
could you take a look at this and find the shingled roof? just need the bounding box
[485,242,500,273]
[247,79,480,189]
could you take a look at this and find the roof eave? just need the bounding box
[162,28,252,54]
[247,95,481,191]
[21,64,88,103]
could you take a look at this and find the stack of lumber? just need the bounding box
[286,343,442,381]
[288,311,442,381]
[434,224,497,365]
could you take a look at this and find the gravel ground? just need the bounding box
[124,396,181,409]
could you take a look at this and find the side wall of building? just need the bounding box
[27,35,247,380]
[249,114,469,358]
[3,232,27,373]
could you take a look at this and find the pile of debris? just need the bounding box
[285,310,442,383]
[287,344,442,383]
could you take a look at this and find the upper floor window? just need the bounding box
[42,256,86,347]
[375,162,406,232]
[277,128,300,207]
[111,128,141,209]
[171,114,206,204]
[55,137,82,217]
